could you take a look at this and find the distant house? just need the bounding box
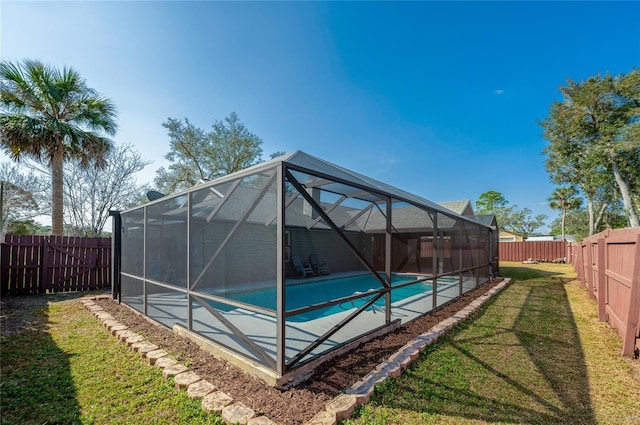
[527,234,577,242]
[526,235,556,242]
[471,214,498,229]
[439,202,500,275]
[471,214,500,275]
[500,229,524,242]
[438,200,475,217]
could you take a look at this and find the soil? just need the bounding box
[1,281,501,425]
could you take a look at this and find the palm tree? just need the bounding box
[549,186,582,241]
[0,59,117,235]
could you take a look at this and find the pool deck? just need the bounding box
[122,274,481,385]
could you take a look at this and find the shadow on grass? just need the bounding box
[0,294,82,424]
[511,278,595,424]
[365,270,596,425]
[500,265,562,281]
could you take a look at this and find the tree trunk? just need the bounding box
[587,198,595,235]
[610,154,640,227]
[594,201,608,232]
[561,208,566,241]
[51,149,65,235]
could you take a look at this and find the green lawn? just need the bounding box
[343,262,640,425]
[0,297,223,425]
[2,263,639,425]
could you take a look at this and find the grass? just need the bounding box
[343,262,640,425]
[1,297,224,425]
[2,263,639,424]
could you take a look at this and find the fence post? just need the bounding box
[0,239,8,295]
[586,240,595,299]
[622,233,640,357]
[40,236,49,294]
[583,241,588,288]
[575,243,584,284]
[597,238,606,322]
[109,210,121,300]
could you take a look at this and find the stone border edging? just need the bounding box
[80,296,277,425]
[304,278,512,425]
[82,278,510,425]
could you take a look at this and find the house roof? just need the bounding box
[470,214,498,227]
[438,200,475,216]
[500,228,523,237]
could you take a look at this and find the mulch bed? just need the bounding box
[92,280,501,424]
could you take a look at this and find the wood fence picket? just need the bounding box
[569,228,640,358]
[0,234,111,295]
[498,241,567,262]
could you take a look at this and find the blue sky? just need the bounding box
[2,1,639,231]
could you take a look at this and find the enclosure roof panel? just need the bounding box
[123,150,490,230]
[280,151,481,223]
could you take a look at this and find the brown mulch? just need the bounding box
[1,281,501,425]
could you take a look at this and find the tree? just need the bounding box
[209,112,263,175]
[6,219,50,236]
[0,162,46,240]
[499,206,547,239]
[475,190,547,238]
[550,205,628,240]
[475,190,509,214]
[540,69,640,228]
[270,151,287,160]
[550,209,589,240]
[544,129,615,235]
[154,112,264,194]
[62,143,150,236]
[154,118,209,193]
[548,186,582,241]
[0,59,117,235]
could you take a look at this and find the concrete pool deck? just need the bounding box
[121,275,480,386]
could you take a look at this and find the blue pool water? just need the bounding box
[218,273,446,322]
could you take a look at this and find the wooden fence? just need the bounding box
[499,241,567,262]
[569,228,640,358]
[0,234,111,296]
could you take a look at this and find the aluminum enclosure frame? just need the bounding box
[113,151,495,381]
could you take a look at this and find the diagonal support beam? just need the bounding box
[287,292,385,368]
[286,169,389,289]
[307,195,346,229]
[341,202,375,231]
[206,179,242,222]
[192,171,276,290]
[191,294,276,369]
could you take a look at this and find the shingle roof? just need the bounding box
[437,200,474,216]
[470,214,498,227]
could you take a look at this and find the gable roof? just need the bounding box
[470,214,498,228]
[438,200,474,216]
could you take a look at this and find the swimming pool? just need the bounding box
[214,273,457,322]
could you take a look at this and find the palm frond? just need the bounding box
[1,59,117,163]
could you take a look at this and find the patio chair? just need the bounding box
[292,255,314,278]
[309,254,330,276]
